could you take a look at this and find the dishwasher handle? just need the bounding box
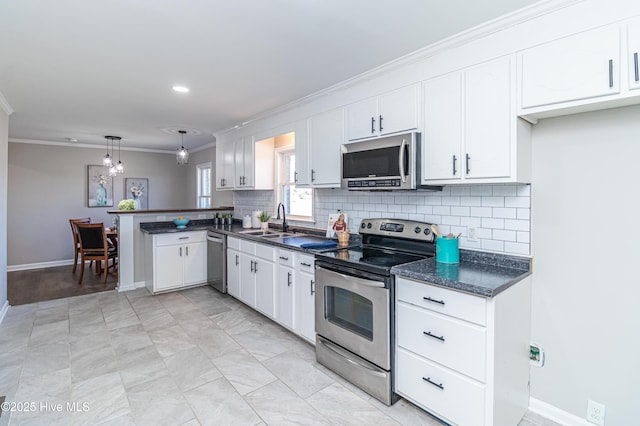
[207,235,224,243]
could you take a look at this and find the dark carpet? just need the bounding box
[8,264,117,306]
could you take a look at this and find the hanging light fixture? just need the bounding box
[176,130,189,165]
[114,136,124,174]
[102,136,113,167]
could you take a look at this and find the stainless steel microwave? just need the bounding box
[341,132,440,191]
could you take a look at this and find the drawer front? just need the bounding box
[296,253,315,274]
[255,243,276,261]
[155,231,206,247]
[227,236,240,251]
[397,277,486,326]
[396,348,485,426]
[239,239,256,254]
[278,249,294,267]
[397,302,486,382]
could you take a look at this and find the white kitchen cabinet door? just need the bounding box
[241,137,255,187]
[464,57,512,179]
[422,73,463,182]
[308,107,343,187]
[294,119,311,186]
[520,25,621,109]
[295,271,315,343]
[183,241,207,286]
[255,258,276,318]
[239,252,256,308]
[154,245,183,291]
[226,249,240,298]
[217,140,235,189]
[277,264,294,329]
[628,18,640,91]
[347,97,378,141]
[378,85,419,136]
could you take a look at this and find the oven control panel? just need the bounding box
[359,218,435,243]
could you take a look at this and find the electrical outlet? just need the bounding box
[467,227,477,242]
[530,342,545,367]
[587,400,605,425]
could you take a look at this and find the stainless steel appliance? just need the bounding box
[341,132,441,191]
[315,218,436,405]
[207,230,226,293]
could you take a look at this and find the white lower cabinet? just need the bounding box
[236,239,276,316]
[226,246,240,298]
[146,231,207,294]
[395,276,532,426]
[276,250,295,329]
[294,253,315,343]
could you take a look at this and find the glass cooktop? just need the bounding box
[316,246,431,275]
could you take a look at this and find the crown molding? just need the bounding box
[0,90,14,116]
[217,0,580,136]
[8,137,176,154]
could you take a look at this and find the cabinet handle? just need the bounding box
[310,279,315,295]
[371,116,376,134]
[423,296,445,305]
[179,247,182,257]
[235,254,239,266]
[465,153,471,175]
[186,246,189,256]
[609,59,614,88]
[379,114,383,132]
[423,331,445,342]
[287,271,292,286]
[300,262,311,267]
[452,155,457,176]
[279,256,289,261]
[422,377,444,390]
[294,171,298,183]
[634,52,639,82]
[254,261,258,273]
[179,236,189,240]
[311,169,316,182]
[250,260,254,272]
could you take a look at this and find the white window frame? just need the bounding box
[197,162,212,208]
[275,147,314,222]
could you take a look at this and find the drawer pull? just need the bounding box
[279,256,289,261]
[423,296,445,306]
[422,377,444,390]
[423,331,445,342]
[179,236,189,240]
[300,262,312,267]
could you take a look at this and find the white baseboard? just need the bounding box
[117,280,146,292]
[7,259,74,272]
[529,397,590,426]
[0,300,9,324]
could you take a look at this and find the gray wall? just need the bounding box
[0,108,8,306]
[7,143,189,266]
[530,105,640,424]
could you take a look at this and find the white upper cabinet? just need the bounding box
[347,85,418,141]
[520,25,621,110]
[628,18,640,91]
[423,56,530,184]
[216,140,236,189]
[234,137,254,188]
[295,107,344,188]
[215,136,274,190]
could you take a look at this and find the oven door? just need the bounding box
[315,264,390,370]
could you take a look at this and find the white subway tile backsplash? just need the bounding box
[237,184,530,256]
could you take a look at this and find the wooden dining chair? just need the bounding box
[75,222,118,284]
[69,217,91,273]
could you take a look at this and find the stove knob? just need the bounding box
[414,226,421,234]
[367,223,372,229]
[423,228,431,236]
[361,222,366,229]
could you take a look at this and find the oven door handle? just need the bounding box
[318,338,387,378]
[317,266,385,288]
[398,138,407,183]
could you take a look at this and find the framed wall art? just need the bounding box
[87,165,114,207]
[125,178,148,210]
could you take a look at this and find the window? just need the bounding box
[276,148,313,220]
[197,162,212,208]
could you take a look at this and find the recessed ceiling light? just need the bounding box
[172,85,190,93]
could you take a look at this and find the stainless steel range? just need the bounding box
[314,218,436,406]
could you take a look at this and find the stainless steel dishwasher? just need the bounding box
[206,230,226,293]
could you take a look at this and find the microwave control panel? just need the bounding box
[347,179,401,188]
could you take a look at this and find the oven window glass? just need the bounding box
[326,287,373,340]
[342,146,401,179]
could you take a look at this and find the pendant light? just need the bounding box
[176,130,189,165]
[114,136,124,174]
[102,136,113,167]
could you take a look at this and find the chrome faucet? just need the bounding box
[276,203,288,233]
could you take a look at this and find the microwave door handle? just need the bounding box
[399,138,407,183]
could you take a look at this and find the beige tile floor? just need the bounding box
[0,286,560,426]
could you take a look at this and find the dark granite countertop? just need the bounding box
[391,249,532,298]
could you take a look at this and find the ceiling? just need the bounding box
[0,0,541,152]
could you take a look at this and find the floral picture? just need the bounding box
[125,178,148,210]
[87,165,114,207]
